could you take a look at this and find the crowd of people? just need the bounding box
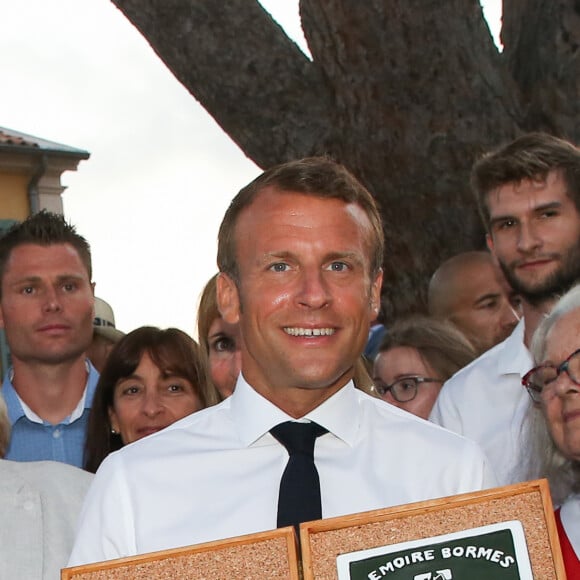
[2,131,580,577]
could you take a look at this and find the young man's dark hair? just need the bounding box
[0,210,92,292]
[471,132,580,228]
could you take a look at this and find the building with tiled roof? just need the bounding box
[0,126,89,220]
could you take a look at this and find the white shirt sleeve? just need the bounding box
[67,452,136,567]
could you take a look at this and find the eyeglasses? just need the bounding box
[373,376,442,403]
[522,348,580,403]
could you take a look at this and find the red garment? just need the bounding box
[555,507,580,577]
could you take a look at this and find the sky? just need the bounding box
[0,1,501,337]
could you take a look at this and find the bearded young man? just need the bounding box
[430,133,580,485]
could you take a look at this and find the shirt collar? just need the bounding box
[2,372,25,425]
[2,359,99,425]
[84,360,99,410]
[231,374,360,447]
[496,318,534,376]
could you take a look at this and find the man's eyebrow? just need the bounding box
[474,293,500,306]
[258,250,364,265]
[55,274,86,282]
[489,213,516,226]
[8,273,87,288]
[490,201,563,225]
[325,251,360,259]
[324,251,364,264]
[532,201,562,212]
[8,275,42,286]
[258,251,293,264]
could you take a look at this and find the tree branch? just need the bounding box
[111,0,334,167]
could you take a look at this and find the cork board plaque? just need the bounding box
[300,480,566,580]
[61,526,299,580]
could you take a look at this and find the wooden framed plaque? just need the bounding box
[300,480,566,580]
[61,526,300,580]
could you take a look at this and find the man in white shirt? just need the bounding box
[69,157,495,566]
[431,133,580,485]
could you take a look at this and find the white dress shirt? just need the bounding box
[69,377,496,566]
[430,319,533,485]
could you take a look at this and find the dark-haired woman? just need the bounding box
[84,326,220,472]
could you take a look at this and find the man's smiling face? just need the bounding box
[217,187,382,416]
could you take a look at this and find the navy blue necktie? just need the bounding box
[270,421,328,530]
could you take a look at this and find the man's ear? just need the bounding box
[91,282,96,317]
[217,273,241,325]
[486,233,494,254]
[369,269,383,321]
[0,303,4,330]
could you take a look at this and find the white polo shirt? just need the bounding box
[430,319,533,485]
[69,377,496,566]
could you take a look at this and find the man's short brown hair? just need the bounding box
[471,132,580,229]
[0,210,92,296]
[217,157,384,283]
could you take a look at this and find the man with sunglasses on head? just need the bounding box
[431,133,580,485]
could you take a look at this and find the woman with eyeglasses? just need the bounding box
[521,284,580,577]
[372,316,476,420]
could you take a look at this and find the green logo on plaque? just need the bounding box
[337,522,533,580]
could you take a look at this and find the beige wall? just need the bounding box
[0,173,30,220]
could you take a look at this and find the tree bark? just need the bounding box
[110,0,578,318]
[298,0,521,315]
[502,0,580,140]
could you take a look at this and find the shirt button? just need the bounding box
[23,500,34,511]
[52,429,61,439]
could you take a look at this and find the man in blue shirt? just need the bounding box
[0,211,97,468]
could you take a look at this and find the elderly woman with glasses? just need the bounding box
[372,316,476,420]
[521,284,580,577]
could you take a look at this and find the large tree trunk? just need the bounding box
[502,0,580,139]
[110,0,580,318]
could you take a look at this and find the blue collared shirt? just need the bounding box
[2,361,99,468]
